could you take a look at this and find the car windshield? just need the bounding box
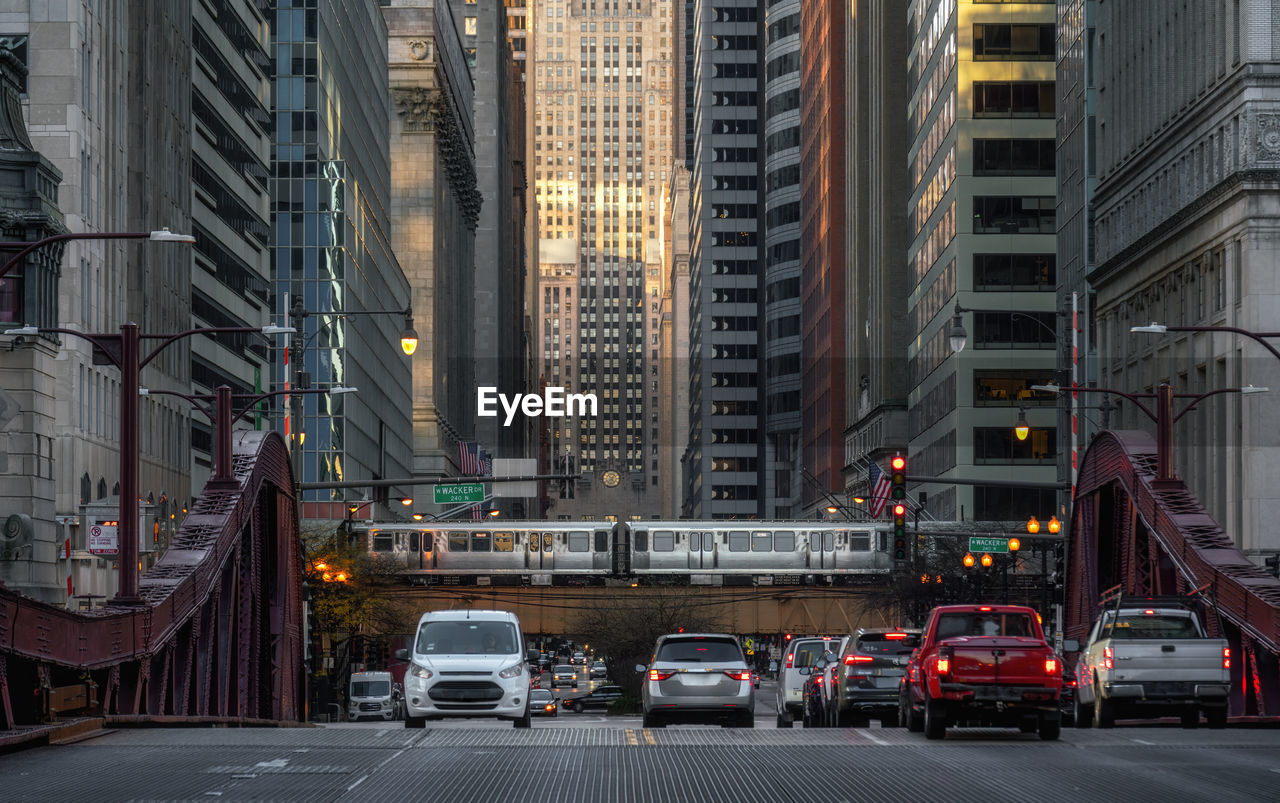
[350,680,390,697]
[414,621,519,655]
[935,612,1036,639]
[792,640,840,667]
[554,665,574,673]
[1105,614,1201,639]
[655,637,742,663]
[530,690,553,703]
[855,634,921,655]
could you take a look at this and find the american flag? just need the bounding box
[457,441,480,475]
[478,447,493,477]
[867,460,892,518]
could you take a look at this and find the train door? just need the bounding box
[688,531,714,569]
[808,529,835,569]
[527,530,553,570]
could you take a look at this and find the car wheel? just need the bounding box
[923,697,946,740]
[881,710,899,728]
[1039,714,1061,741]
[642,712,664,729]
[404,715,426,729]
[1180,708,1200,729]
[1093,689,1115,729]
[572,702,584,713]
[1073,692,1093,728]
[514,705,532,729]
[776,712,792,729]
[1206,707,1227,729]
[902,694,923,733]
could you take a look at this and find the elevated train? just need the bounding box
[352,520,894,586]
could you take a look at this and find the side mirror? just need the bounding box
[395,648,408,661]
[1063,639,1080,652]
[635,664,647,673]
[797,667,811,676]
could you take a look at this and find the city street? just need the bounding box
[1,714,1278,801]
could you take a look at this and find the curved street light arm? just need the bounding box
[139,326,265,369]
[0,231,165,281]
[13,326,123,368]
[1154,324,1280,365]
[1039,384,1159,423]
[1171,387,1259,424]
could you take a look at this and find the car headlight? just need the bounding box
[409,662,433,680]
[498,661,525,679]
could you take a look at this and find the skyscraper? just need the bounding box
[1088,0,1280,554]
[905,0,1059,522]
[762,0,802,519]
[686,0,763,519]
[270,0,413,520]
[531,0,674,519]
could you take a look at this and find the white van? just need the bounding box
[347,671,400,722]
[775,636,846,728]
[397,609,534,728]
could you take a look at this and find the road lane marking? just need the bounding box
[860,729,889,746]
[643,730,656,745]
[346,774,368,792]
[1129,738,1155,745]
[626,729,638,745]
[376,749,406,769]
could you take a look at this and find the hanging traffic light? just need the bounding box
[892,501,907,563]
[890,454,906,500]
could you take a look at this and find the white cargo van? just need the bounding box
[347,671,400,722]
[397,609,534,728]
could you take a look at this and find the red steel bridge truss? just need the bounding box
[1067,429,1280,716]
[0,431,304,730]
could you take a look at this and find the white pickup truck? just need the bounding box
[1074,598,1230,728]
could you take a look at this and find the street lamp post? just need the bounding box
[1029,382,1268,486]
[6,320,295,604]
[0,229,195,282]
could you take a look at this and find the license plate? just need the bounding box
[680,672,719,686]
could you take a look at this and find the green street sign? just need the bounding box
[969,536,1009,554]
[433,483,485,504]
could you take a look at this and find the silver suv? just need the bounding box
[636,633,754,728]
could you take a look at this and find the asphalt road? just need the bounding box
[2,671,1278,802]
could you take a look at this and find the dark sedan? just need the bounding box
[561,684,623,713]
[529,688,558,718]
[1061,660,1078,727]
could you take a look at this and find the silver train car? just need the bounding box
[625,521,892,585]
[354,520,892,586]
[356,521,615,585]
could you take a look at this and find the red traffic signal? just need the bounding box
[891,455,905,471]
[893,503,906,517]
[784,633,792,641]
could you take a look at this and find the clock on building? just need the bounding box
[601,470,621,488]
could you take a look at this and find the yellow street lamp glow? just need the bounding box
[400,313,419,355]
[852,496,865,505]
[963,552,975,568]
[826,505,839,514]
[315,562,327,571]
[400,497,413,506]
[1007,537,1021,552]
[1026,516,1040,534]
[412,513,424,521]
[321,572,331,582]
[980,553,993,568]
[335,572,348,583]
[1014,407,1030,441]
[1047,516,1061,534]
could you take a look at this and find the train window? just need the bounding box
[449,533,468,552]
[702,532,714,551]
[728,531,749,552]
[372,533,393,552]
[409,532,420,552]
[774,533,796,551]
[849,534,871,551]
[493,532,514,552]
[529,533,540,552]
[689,533,700,551]
[568,532,590,552]
[543,532,554,551]
[752,531,772,552]
[471,532,492,552]
[595,530,609,552]
[878,532,888,552]
[652,531,675,552]
[421,532,433,552]
[824,532,834,550]
[634,530,648,551]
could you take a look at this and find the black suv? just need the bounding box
[830,628,921,727]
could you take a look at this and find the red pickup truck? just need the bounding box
[900,604,1063,741]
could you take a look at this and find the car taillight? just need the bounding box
[885,633,908,639]
[786,654,794,668]
[649,669,675,681]
[722,670,750,681]
[1223,647,1231,670]
[1103,647,1113,670]
[937,646,954,676]
[1044,657,1058,675]
[843,655,874,665]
